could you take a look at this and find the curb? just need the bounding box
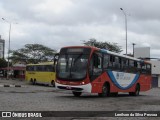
[0,85,24,87]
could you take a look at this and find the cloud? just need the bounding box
[0,0,160,58]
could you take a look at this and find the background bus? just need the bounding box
[25,62,56,86]
[55,46,152,97]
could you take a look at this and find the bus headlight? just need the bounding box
[81,82,85,85]
[56,80,60,83]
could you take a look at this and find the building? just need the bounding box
[0,35,5,59]
[134,47,160,87]
[150,60,160,88]
[134,47,150,59]
[0,63,26,79]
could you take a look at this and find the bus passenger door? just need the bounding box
[89,52,103,92]
[89,52,103,80]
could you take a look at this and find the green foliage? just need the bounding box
[0,58,7,68]
[10,44,57,64]
[83,38,123,53]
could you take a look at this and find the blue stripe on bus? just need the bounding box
[100,49,108,53]
[107,71,139,90]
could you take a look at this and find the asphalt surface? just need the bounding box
[0,79,160,120]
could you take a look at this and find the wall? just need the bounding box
[134,47,150,58]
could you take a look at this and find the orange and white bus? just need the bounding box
[55,46,152,97]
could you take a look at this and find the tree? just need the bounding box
[10,44,57,64]
[0,58,7,68]
[83,38,123,53]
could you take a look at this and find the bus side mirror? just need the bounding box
[54,53,59,65]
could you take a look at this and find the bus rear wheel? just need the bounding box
[98,84,110,97]
[129,84,140,96]
[33,79,37,85]
[30,79,33,85]
[72,91,82,97]
[110,92,118,97]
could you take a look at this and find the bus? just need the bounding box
[25,62,56,86]
[55,46,152,97]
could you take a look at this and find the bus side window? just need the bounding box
[93,53,99,68]
[103,54,109,69]
[146,64,151,74]
[134,61,137,67]
[134,61,138,73]
[93,53,102,69]
[112,56,119,70]
[122,59,128,72]
[141,63,146,74]
[119,58,122,69]
[44,65,53,72]
[115,57,120,70]
[109,55,114,68]
[121,58,124,71]
[129,60,134,73]
[53,65,55,72]
[26,66,34,71]
[89,52,102,80]
[129,60,134,67]
[137,62,141,73]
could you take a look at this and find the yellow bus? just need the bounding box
[25,62,56,86]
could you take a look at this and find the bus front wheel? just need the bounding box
[72,91,82,97]
[98,84,110,97]
[110,92,118,97]
[129,84,140,96]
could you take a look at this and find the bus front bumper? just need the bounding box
[55,82,92,93]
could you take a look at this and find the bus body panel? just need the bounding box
[56,82,92,93]
[56,72,152,94]
[138,75,152,91]
[90,71,152,93]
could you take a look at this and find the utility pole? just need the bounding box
[120,8,128,55]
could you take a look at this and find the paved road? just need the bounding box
[0,79,160,120]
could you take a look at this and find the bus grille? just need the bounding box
[57,86,83,91]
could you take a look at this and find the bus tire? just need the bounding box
[33,79,37,85]
[30,79,34,85]
[110,92,118,97]
[51,80,55,87]
[129,84,140,96]
[72,91,82,97]
[98,83,110,97]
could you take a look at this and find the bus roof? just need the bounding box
[100,49,142,62]
[61,45,98,50]
[27,62,54,66]
[61,46,151,63]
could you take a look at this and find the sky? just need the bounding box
[0,0,160,58]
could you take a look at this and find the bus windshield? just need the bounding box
[57,51,90,80]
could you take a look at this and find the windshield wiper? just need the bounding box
[74,53,83,63]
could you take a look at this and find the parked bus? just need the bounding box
[25,62,56,86]
[55,46,152,97]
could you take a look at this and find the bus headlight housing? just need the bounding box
[81,82,85,85]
